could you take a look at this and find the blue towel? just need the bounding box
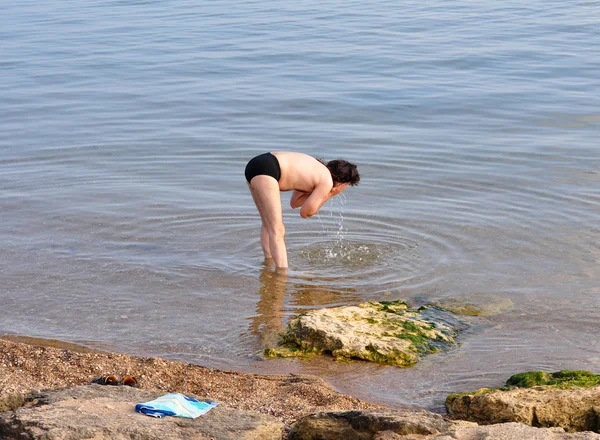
[135,393,219,419]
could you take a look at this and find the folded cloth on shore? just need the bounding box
[135,393,218,419]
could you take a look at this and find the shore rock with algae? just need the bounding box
[265,300,470,367]
[446,370,600,433]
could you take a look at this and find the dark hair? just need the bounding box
[326,159,360,186]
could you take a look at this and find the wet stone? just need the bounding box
[265,300,471,367]
[430,294,514,317]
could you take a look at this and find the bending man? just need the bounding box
[245,152,360,268]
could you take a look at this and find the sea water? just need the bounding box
[1,0,599,410]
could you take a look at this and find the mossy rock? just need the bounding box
[263,346,319,359]
[445,370,600,432]
[507,370,600,388]
[446,370,600,407]
[265,300,469,367]
[446,386,510,403]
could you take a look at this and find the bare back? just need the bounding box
[271,152,332,192]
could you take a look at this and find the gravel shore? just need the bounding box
[0,336,383,427]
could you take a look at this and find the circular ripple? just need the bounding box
[279,211,465,299]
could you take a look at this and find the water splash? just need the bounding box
[300,241,382,267]
[316,193,347,258]
[306,193,381,265]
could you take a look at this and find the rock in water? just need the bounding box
[431,293,513,317]
[265,300,469,367]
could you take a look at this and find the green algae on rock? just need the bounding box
[507,370,600,388]
[446,370,600,401]
[265,300,469,367]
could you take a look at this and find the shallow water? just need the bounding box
[1,0,599,410]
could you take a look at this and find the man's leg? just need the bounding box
[248,184,272,259]
[249,175,288,268]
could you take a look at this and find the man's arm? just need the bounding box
[299,183,349,218]
[290,190,310,209]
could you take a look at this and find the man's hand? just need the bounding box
[300,182,349,218]
[329,182,349,197]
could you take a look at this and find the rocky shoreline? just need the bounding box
[0,336,381,424]
[2,336,600,439]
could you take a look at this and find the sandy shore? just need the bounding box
[0,336,383,427]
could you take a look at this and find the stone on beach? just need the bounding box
[429,422,600,440]
[265,300,470,367]
[446,370,600,433]
[288,408,451,439]
[288,410,600,440]
[0,385,284,440]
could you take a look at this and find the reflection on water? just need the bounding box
[250,267,287,348]
[289,283,360,309]
[249,266,362,348]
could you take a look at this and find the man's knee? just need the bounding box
[268,223,285,238]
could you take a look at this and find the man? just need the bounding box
[245,152,360,268]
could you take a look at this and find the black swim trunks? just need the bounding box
[245,152,281,183]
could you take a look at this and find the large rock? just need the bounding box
[0,385,284,440]
[288,408,451,439]
[265,301,469,367]
[428,422,600,440]
[446,371,600,432]
[288,411,600,440]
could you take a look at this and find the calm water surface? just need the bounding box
[1,0,599,410]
